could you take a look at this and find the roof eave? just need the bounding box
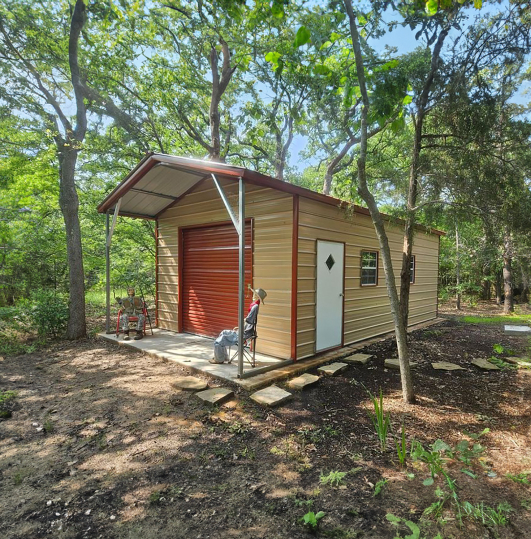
[97,153,446,236]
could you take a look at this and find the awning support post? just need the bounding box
[237,177,245,379]
[210,173,245,378]
[106,198,122,248]
[211,174,239,231]
[105,199,121,334]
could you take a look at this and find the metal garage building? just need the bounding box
[98,153,442,375]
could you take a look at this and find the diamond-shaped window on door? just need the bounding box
[325,254,335,271]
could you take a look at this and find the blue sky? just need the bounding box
[288,2,530,171]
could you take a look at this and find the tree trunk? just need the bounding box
[209,92,222,161]
[399,113,423,327]
[398,26,448,330]
[273,116,293,181]
[495,271,502,306]
[323,169,334,196]
[521,264,529,304]
[274,130,284,181]
[503,231,514,313]
[58,146,86,339]
[343,0,415,403]
[481,265,490,300]
[455,223,461,310]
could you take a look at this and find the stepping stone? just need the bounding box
[171,376,208,391]
[504,325,531,336]
[250,385,292,407]
[317,362,349,376]
[431,361,465,371]
[504,357,531,367]
[195,387,234,405]
[384,358,418,370]
[471,358,500,371]
[343,353,374,365]
[288,373,319,390]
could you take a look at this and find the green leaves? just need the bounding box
[425,0,482,16]
[294,26,311,48]
[270,0,285,19]
[300,510,325,529]
[432,439,452,452]
[386,514,420,539]
[425,0,439,15]
[264,51,281,64]
[264,51,283,76]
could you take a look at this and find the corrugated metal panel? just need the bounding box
[157,179,293,359]
[182,223,252,337]
[297,197,440,358]
[110,165,205,217]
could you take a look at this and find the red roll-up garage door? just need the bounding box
[182,222,252,337]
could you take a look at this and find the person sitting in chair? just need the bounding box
[210,287,267,364]
[116,287,145,341]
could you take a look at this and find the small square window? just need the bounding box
[361,251,378,286]
[410,255,416,284]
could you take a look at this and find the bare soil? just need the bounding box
[1,302,531,539]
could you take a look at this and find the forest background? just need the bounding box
[1,0,531,358]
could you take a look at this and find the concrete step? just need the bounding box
[288,373,319,390]
[504,325,531,336]
[343,353,374,365]
[471,358,500,371]
[431,361,465,371]
[249,385,293,407]
[171,376,208,391]
[195,387,234,405]
[317,362,348,376]
[384,358,418,370]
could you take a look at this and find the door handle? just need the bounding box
[339,293,344,297]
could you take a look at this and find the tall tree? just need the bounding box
[0,1,92,338]
[0,0,154,336]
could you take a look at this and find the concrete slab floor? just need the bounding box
[97,329,282,384]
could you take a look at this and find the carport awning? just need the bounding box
[97,153,272,219]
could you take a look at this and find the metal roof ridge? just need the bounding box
[96,153,445,236]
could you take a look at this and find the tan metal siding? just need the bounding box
[297,197,439,359]
[157,179,293,359]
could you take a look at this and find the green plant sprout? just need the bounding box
[506,472,530,485]
[373,479,388,497]
[320,470,347,487]
[300,510,325,531]
[366,387,391,451]
[396,423,407,467]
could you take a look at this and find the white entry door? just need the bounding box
[316,240,344,351]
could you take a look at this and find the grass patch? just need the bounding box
[0,390,17,419]
[460,314,531,325]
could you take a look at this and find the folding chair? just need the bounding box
[115,296,148,337]
[228,315,258,368]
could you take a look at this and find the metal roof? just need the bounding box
[97,153,445,236]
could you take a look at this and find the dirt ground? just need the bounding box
[1,302,531,539]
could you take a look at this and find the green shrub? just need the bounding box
[0,390,17,419]
[26,291,69,338]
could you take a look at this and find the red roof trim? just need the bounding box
[97,153,446,236]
